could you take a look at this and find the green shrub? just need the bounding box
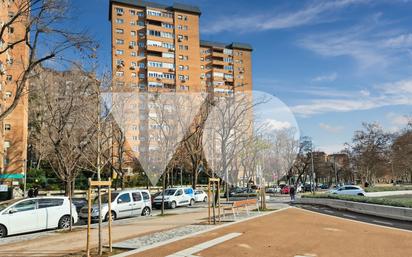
[364,186,412,192]
[302,193,412,208]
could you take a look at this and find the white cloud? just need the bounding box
[261,119,292,131]
[312,72,338,82]
[298,15,412,70]
[291,78,412,116]
[319,123,344,133]
[386,112,411,127]
[201,0,369,34]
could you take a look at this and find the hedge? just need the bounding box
[302,193,412,208]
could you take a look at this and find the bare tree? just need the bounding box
[0,0,94,121]
[33,67,97,230]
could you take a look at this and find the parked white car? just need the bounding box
[0,197,78,238]
[194,190,208,202]
[329,185,366,196]
[79,189,152,221]
[153,187,195,209]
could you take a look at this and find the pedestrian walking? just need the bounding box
[28,188,34,198]
[289,185,296,201]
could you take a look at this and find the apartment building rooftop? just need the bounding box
[200,40,253,51]
[109,0,201,18]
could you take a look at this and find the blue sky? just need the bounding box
[72,0,412,153]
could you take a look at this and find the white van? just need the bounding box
[153,187,195,209]
[79,189,152,221]
[0,197,78,238]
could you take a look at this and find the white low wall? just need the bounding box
[296,197,412,222]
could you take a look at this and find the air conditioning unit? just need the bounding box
[178,38,182,42]
[181,79,186,83]
[156,78,162,81]
[129,45,134,49]
[169,68,175,72]
[116,64,123,69]
[130,66,136,70]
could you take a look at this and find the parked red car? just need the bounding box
[281,186,290,194]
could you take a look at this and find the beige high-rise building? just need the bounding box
[0,0,29,179]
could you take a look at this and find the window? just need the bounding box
[5,91,12,98]
[162,42,174,49]
[148,71,162,78]
[162,23,174,29]
[148,61,162,68]
[179,45,188,50]
[142,192,150,201]
[161,32,174,39]
[116,39,124,45]
[8,27,14,34]
[131,51,137,57]
[148,30,161,37]
[131,72,137,78]
[116,81,125,87]
[4,124,11,131]
[224,65,233,71]
[115,7,123,15]
[115,28,124,34]
[138,42,145,47]
[131,31,136,36]
[38,199,64,209]
[138,12,145,17]
[162,52,174,58]
[224,49,233,55]
[138,21,145,26]
[4,141,11,149]
[132,192,142,202]
[163,62,174,69]
[147,10,162,17]
[116,59,124,66]
[116,71,124,77]
[130,41,136,47]
[130,20,136,26]
[163,73,175,79]
[139,62,145,68]
[180,85,189,91]
[116,49,124,55]
[117,193,131,204]
[138,73,145,79]
[115,18,124,24]
[147,40,162,47]
[130,10,135,16]
[13,200,36,212]
[177,15,183,20]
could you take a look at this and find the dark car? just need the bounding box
[320,184,329,189]
[72,197,87,213]
[151,191,162,205]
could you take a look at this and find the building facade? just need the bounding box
[109,0,253,93]
[0,0,29,180]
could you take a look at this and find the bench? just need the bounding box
[221,198,260,219]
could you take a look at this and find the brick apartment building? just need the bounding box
[0,0,29,181]
[108,0,253,180]
[109,0,253,93]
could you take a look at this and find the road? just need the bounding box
[130,207,412,257]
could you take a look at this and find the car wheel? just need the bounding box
[189,199,195,206]
[203,196,208,202]
[58,215,71,229]
[105,211,116,222]
[141,207,151,216]
[170,201,176,209]
[0,224,7,238]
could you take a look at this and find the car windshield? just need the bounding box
[93,193,119,204]
[0,199,21,212]
[163,189,176,196]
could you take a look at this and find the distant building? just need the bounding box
[0,0,29,180]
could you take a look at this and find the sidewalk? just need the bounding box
[0,208,209,257]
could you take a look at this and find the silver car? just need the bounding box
[79,189,152,221]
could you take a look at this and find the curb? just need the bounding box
[295,198,412,222]
[112,207,290,257]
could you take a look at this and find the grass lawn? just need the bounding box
[365,186,412,192]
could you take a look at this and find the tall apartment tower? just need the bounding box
[109,0,202,92]
[109,0,253,180]
[200,41,253,94]
[0,1,29,179]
